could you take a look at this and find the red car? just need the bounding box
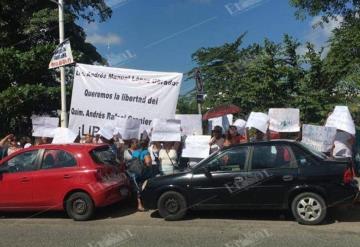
[0,144,130,221]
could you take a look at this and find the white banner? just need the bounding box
[68,63,183,136]
[49,39,74,69]
[151,119,181,142]
[325,106,355,135]
[302,124,337,152]
[31,115,59,138]
[208,114,233,133]
[182,135,211,159]
[269,108,300,132]
[175,114,202,136]
[245,112,269,134]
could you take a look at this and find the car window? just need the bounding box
[90,147,120,166]
[291,145,315,167]
[206,147,248,172]
[41,150,77,169]
[251,145,293,170]
[3,150,39,173]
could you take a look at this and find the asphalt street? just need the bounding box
[0,201,360,247]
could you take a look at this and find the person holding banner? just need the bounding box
[159,142,178,175]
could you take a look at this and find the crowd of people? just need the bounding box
[0,114,357,211]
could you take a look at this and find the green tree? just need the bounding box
[0,0,111,136]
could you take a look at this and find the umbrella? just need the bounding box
[202,104,241,120]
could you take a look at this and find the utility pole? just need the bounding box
[51,0,67,127]
[195,69,205,115]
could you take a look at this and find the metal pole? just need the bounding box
[198,103,201,115]
[58,0,67,127]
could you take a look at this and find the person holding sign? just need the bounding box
[159,142,178,175]
[332,130,355,158]
[224,125,246,147]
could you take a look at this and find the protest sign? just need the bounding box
[49,39,74,69]
[151,119,181,142]
[245,112,269,134]
[208,114,233,133]
[182,135,211,159]
[233,119,246,135]
[302,124,337,152]
[175,114,202,136]
[113,118,141,140]
[325,106,355,135]
[31,115,59,138]
[269,108,300,132]
[52,128,78,144]
[68,63,183,136]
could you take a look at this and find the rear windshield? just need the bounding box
[90,146,119,166]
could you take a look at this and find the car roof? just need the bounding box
[225,139,297,149]
[25,143,108,152]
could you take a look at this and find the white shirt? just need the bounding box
[148,144,160,166]
[159,149,177,174]
[333,131,353,158]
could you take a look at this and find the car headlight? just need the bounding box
[142,180,148,191]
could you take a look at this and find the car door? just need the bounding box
[0,149,40,208]
[32,149,78,207]
[190,146,254,208]
[246,143,299,208]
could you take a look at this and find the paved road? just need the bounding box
[1,202,360,247]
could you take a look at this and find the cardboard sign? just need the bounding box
[233,119,246,135]
[245,112,269,134]
[52,128,78,144]
[325,106,355,135]
[302,124,337,152]
[208,114,233,133]
[151,119,181,142]
[182,135,211,159]
[269,108,300,132]
[175,114,202,136]
[31,115,59,138]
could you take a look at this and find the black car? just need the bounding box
[141,140,359,225]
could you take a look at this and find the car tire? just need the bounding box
[157,191,187,221]
[291,192,327,225]
[65,192,95,221]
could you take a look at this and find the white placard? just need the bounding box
[208,114,233,132]
[325,106,355,135]
[52,128,78,144]
[49,39,74,69]
[175,114,202,136]
[114,118,141,140]
[233,119,246,135]
[151,119,181,142]
[302,124,337,152]
[269,108,300,132]
[31,115,59,138]
[68,63,182,137]
[182,135,211,159]
[245,112,269,134]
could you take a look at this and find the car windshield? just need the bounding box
[298,142,328,160]
[90,146,119,166]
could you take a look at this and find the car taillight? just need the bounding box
[344,167,354,184]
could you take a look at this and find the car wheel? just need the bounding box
[157,191,187,221]
[65,192,95,221]
[291,192,327,225]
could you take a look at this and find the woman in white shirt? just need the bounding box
[159,142,178,175]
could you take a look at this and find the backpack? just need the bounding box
[126,150,144,176]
